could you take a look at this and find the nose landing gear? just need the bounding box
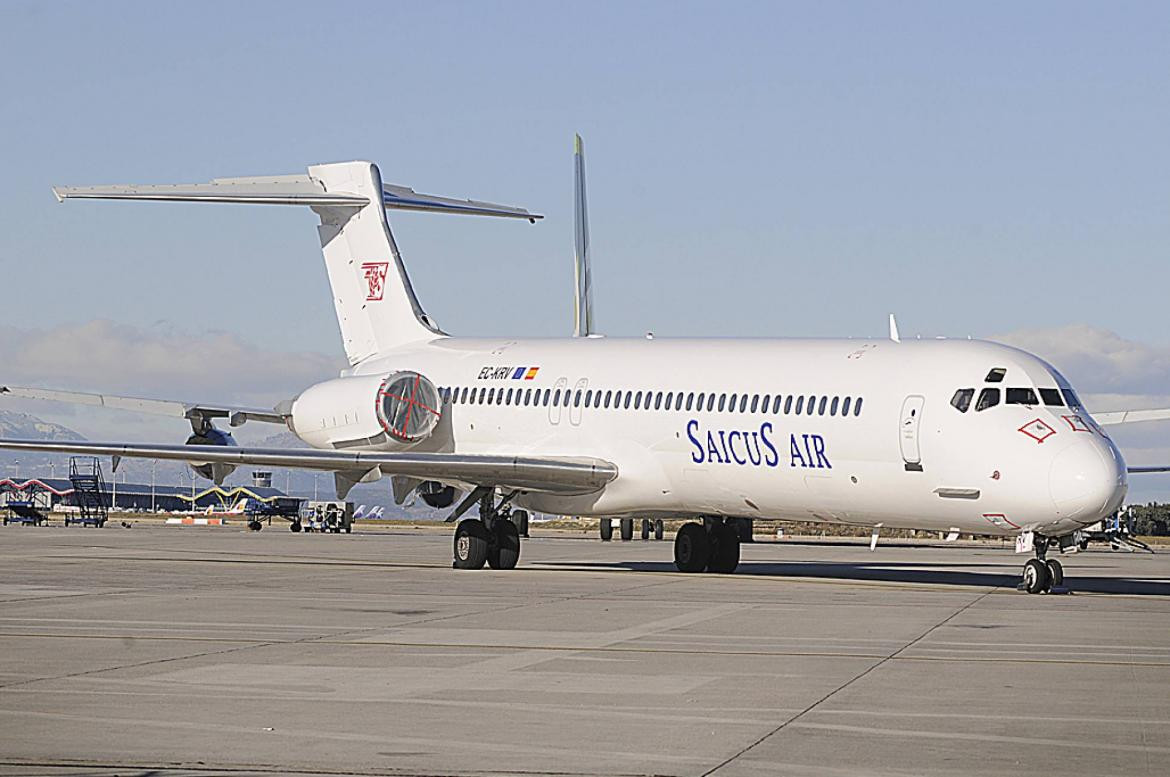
[1018,534,1067,594]
[673,518,740,574]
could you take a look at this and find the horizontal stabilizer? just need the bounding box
[0,385,286,427]
[1093,408,1170,426]
[53,166,542,220]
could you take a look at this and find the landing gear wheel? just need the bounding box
[247,520,262,532]
[674,523,711,572]
[1022,558,1051,594]
[620,517,634,541]
[453,519,489,569]
[488,519,521,570]
[707,522,741,574]
[289,521,302,533]
[641,519,650,540]
[1046,558,1064,588]
[654,519,664,540]
[600,518,613,541]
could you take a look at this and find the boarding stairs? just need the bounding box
[67,457,108,528]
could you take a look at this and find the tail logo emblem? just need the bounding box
[361,262,390,301]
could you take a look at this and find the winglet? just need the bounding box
[573,134,594,337]
[889,314,901,343]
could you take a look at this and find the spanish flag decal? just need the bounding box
[524,367,540,380]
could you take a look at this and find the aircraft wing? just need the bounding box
[0,439,617,495]
[1092,408,1170,426]
[0,385,286,427]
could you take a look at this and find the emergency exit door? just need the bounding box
[900,395,925,468]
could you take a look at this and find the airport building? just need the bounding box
[0,472,293,513]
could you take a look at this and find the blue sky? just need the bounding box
[3,1,1170,497]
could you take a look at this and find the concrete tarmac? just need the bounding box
[0,524,1167,777]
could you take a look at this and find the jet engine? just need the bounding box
[418,480,458,508]
[290,370,443,450]
[185,419,238,483]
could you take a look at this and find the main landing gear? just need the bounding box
[1019,533,1065,595]
[674,517,740,574]
[452,490,525,571]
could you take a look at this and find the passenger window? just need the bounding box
[830,396,839,416]
[505,388,513,405]
[950,389,974,413]
[1039,388,1063,407]
[707,393,716,412]
[758,395,767,413]
[686,392,694,411]
[585,390,593,407]
[818,396,827,415]
[654,392,663,410]
[574,391,582,407]
[552,389,561,406]
[633,392,642,410]
[604,390,612,408]
[739,395,748,413]
[1005,388,1039,406]
[854,397,863,416]
[665,392,674,410]
[976,388,1000,411]
[624,392,633,409]
[985,368,1006,383]
[718,394,727,412]
[729,394,737,412]
[794,396,804,414]
[772,395,782,413]
[785,395,794,414]
[842,396,852,416]
[542,389,551,406]
[807,395,816,415]
[564,390,572,407]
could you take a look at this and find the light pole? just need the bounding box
[111,466,116,510]
[313,473,319,500]
[151,460,157,513]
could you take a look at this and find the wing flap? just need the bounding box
[0,439,617,495]
[0,385,286,427]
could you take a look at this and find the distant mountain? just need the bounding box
[0,410,85,441]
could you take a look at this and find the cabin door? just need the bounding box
[899,395,925,468]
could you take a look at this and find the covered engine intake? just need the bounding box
[185,421,237,483]
[290,370,443,451]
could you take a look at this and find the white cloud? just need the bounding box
[0,319,343,442]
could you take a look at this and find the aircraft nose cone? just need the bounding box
[1049,440,1127,523]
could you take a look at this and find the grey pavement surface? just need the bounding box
[0,524,1167,777]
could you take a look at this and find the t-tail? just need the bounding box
[52,162,542,365]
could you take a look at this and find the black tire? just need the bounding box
[641,519,650,540]
[708,522,741,574]
[654,519,664,540]
[345,526,352,534]
[1046,558,1064,587]
[674,523,711,572]
[600,518,613,541]
[620,517,634,541]
[453,519,489,569]
[488,519,521,570]
[290,521,302,533]
[1022,558,1050,594]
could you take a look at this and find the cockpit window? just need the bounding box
[985,368,1006,383]
[976,388,1000,411]
[1039,388,1064,407]
[950,389,974,413]
[1005,388,1039,406]
[1061,388,1083,409]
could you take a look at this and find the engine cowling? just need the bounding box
[185,424,237,482]
[290,370,442,450]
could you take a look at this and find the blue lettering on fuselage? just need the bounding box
[686,419,829,469]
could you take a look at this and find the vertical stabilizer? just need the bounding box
[573,135,595,337]
[308,161,440,364]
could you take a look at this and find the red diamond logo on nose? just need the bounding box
[1019,419,1056,443]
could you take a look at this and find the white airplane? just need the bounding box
[3,138,1169,594]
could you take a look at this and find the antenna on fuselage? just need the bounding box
[888,313,901,343]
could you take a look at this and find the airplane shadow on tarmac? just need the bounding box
[539,558,1170,596]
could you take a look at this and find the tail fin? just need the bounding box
[573,135,595,337]
[53,161,541,365]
